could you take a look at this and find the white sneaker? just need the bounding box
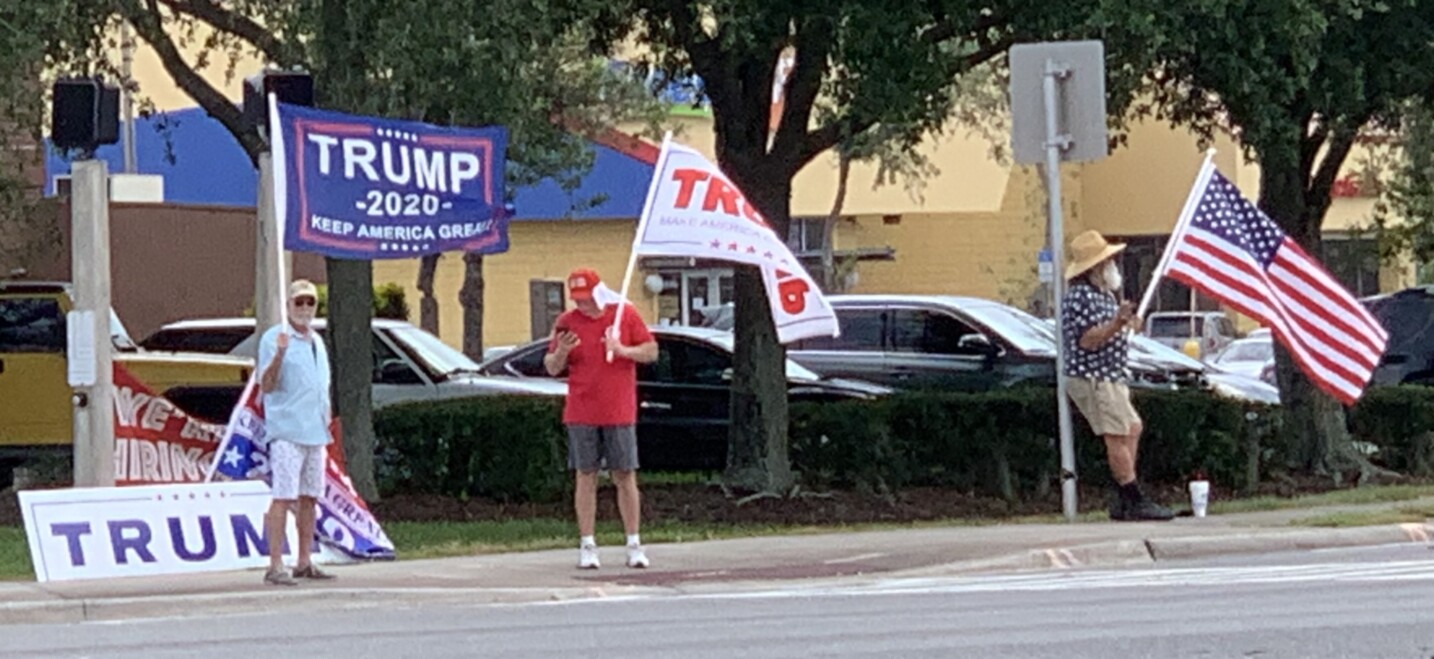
[578,543,600,569]
[626,543,650,569]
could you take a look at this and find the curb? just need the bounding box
[1144,522,1434,561]
[888,523,1434,579]
[2,523,1430,626]
[0,584,670,626]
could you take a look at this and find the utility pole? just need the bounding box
[52,78,121,487]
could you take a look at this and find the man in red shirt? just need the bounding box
[544,268,658,569]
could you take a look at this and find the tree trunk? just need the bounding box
[460,252,484,359]
[820,153,851,292]
[1259,144,1382,482]
[724,176,794,494]
[325,257,379,500]
[417,253,440,335]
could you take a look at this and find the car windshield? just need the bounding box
[1149,316,1201,337]
[960,304,1057,355]
[389,325,483,375]
[1218,340,1273,363]
[693,332,824,381]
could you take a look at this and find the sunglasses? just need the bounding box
[292,297,317,307]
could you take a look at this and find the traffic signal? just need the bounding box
[52,78,120,153]
[243,70,314,136]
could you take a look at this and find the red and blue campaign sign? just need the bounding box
[269,101,509,259]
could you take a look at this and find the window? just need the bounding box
[674,340,732,386]
[1322,235,1381,298]
[1108,235,1221,312]
[788,217,826,254]
[890,309,979,355]
[372,334,422,385]
[503,345,552,377]
[795,308,883,350]
[0,298,65,353]
[140,327,254,354]
[528,280,566,340]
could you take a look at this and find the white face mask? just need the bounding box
[1099,260,1123,293]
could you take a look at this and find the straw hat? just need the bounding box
[1065,230,1126,280]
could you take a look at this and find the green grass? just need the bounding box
[1207,484,1434,515]
[1289,504,1434,528]
[0,527,33,581]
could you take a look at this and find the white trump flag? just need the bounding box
[615,138,839,344]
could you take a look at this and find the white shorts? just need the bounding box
[269,440,326,500]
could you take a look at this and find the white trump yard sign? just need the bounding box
[20,481,343,582]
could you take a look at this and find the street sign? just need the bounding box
[1008,40,1110,522]
[1009,41,1108,165]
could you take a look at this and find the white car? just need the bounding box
[142,318,566,409]
[1208,336,1275,380]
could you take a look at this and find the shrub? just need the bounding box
[1348,385,1434,477]
[792,387,1279,499]
[373,395,567,502]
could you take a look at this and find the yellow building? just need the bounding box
[373,112,1414,349]
[116,31,1415,351]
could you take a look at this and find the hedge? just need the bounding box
[373,395,568,502]
[371,385,1434,503]
[790,387,1281,499]
[1349,385,1434,477]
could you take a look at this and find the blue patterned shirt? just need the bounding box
[1061,282,1130,382]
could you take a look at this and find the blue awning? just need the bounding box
[44,106,655,221]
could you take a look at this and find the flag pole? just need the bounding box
[607,132,673,362]
[1136,148,1217,319]
[205,94,289,481]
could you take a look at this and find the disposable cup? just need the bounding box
[1189,480,1210,518]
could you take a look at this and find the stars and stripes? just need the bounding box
[1161,165,1388,405]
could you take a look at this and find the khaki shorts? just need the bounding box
[1066,378,1141,437]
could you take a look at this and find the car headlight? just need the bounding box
[1211,381,1244,399]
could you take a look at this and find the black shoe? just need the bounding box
[1125,499,1176,521]
[1108,491,1129,521]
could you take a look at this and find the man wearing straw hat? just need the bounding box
[545,268,659,569]
[1061,231,1174,521]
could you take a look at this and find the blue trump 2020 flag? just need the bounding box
[269,101,509,259]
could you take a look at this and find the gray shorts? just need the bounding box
[567,425,639,472]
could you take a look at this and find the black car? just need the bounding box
[1363,285,1434,386]
[478,326,891,471]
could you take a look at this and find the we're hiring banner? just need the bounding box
[631,140,839,343]
[269,100,509,259]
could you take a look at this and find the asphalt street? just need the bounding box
[4,544,1432,659]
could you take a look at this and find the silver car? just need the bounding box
[142,318,566,408]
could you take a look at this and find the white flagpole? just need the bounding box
[1136,149,1217,319]
[205,94,290,482]
[607,131,673,362]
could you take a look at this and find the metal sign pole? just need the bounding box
[1009,40,1106,523]
[1041,60,1078,521]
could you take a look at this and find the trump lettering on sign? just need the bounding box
[19,481,344,582]
[270,99,510,259]
[628,139,838,343]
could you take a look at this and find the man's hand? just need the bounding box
[276,332,289,353]
[555,331,580,355]
[602,327,626,358]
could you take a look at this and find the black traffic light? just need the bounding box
[243,70,314,136]
[51,78,120,154]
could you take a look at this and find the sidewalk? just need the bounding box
[4,498,1431,625]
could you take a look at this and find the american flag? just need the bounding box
[1163,167,1388,405]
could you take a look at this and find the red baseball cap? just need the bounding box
[567,268,601,301]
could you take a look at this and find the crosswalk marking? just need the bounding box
[849,560,1434,595]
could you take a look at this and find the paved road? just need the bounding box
[4,544,1432,659]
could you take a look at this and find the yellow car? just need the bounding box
[0,280,252,485]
